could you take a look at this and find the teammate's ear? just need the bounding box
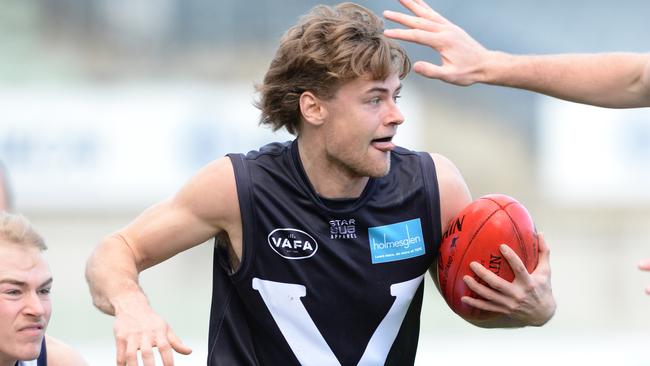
[299,91,326,127]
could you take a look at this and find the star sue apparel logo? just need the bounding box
[329,218,357,239]
[368,218,425,264]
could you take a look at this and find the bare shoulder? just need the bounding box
[45,335,88,366]
[175,156,239,225]
[429,153,472,232]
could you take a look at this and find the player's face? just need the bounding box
[0,243,52,363]
[320,73,404,178]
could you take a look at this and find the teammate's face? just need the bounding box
[0,243,51,363]
[320,73,404,178]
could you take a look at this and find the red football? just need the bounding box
[437,194,539,321]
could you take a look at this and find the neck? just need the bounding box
[297,138,369,199]
[0,356,16,366]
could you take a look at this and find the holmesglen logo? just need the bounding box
[267,228,318,260]
[368,218,425,264]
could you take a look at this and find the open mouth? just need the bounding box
[371,136,395,152]
[372,136,393,143]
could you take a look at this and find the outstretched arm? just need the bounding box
[85,157,241,365]
[384,0,650,108]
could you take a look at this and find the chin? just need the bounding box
[13,340,43,361]
[366,159,391,178]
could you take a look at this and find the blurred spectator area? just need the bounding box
[1,1,650,357]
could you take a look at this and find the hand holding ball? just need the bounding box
[437,194,538,321]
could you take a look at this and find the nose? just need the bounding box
[386,99,405,126]
[23,291,46,317]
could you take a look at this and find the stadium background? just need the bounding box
[1,0,649,364]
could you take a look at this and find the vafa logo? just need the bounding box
[267,228,318,259]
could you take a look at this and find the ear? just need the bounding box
[299,91,327,127]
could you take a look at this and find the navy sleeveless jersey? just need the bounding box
[208,140,442,365]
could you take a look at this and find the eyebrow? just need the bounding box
[0,277,53,288]
[364,84,403,95]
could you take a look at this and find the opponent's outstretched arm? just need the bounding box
[384,0,650,108]
[86,157,241,366]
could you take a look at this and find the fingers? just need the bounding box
[139,336,155,366]
[640,258,650,295]
[462,274,510,308]
[468,261,515,296]
[116,335,127,366]
[383,28,443,49]
[168,329,193,355]
[534,232,552,275]
[156,334,176,366]
[125,336,139,366]
[114,322,189,366]
[397,0,449,24]
[383,10,442,32]
[499,244,532,280]
[409,0,433,11]
[412,61,446,80]
[460,294,507,314]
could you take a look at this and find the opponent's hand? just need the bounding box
[638,258,650,295]
[383,0,491,86]
[113,295,192,366]
[460,233,556,326]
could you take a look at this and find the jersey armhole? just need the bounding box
[417,152,443,252]
[224,153,256,282]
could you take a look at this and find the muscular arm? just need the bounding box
[429,153,472,289]
[86,157,240,314]
[384,0,650,108]
[481,52,650,108]
[85,157,241,364]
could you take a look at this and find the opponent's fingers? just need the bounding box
[383,28,444,50]
[645,285,650,295]
[409,0,433,10]
[499,244,532,281]
[168,329,192,355]
[460,295,508,314]
[413,61,448,81]
[398,0,449,24]
[639,259,650,271]
[383,10,442,32]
